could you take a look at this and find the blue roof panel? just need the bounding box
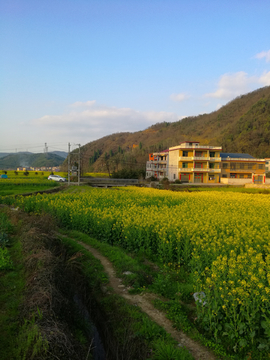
[220,152,255,159]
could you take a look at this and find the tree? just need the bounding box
[103,153,111,177]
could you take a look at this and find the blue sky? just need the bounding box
[1,0,270,153]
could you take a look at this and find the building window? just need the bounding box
[195,151,202,157]
[247,174,252,178]
[231,164,236,170]
[248,163,253,169]
[182,151,188,157]
[223,163,228,169]
[240,163,244,169]
[209,176,215,180]
[210,152,215,157]
[258,164,264,169]
[209,163,215,169]
[182,163,188,168]
[222,174,227,178]
[173,174,176,179]
[240,174,244,178]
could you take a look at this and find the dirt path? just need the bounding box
[76,240,218,360]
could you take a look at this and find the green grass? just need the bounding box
[2,170,68,178]
[0,211,26,360]
[58,229,158,292]
[0,179,62,196]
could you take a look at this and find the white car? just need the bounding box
[48,175,67,182]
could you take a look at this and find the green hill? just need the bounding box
[65,86,270,174]
[0,153,65,170]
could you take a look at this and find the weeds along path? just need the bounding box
[74,239,217,360]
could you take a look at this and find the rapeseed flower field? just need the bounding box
[3,186,270,354]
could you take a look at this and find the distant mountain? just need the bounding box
[0,153,10,159]
[64,86,270,173]
[0,152,65,170]
[50,151,68,159]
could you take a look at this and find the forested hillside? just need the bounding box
[66,86,270,173]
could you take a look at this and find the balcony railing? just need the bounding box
[179,167,221,173]
[171,144,222,150]
[179,156,221,161]
[223,168,264,172]
[152,160,167,164]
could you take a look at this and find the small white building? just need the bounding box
[146,149,169,180]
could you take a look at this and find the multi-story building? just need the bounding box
[146,141,267,184]
[220,153,266,184]
[146,150,169,179]
[168,141,222,183]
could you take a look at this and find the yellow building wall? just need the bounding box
[180,150,194,157]
[179,161,193,168]
[208,174,220,183]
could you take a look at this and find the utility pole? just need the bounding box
[68,142,70,185]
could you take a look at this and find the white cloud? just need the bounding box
[204,72,256,100]
[170,93,190,102]
[258,71,270,86]
[204,70,270,101]
[69,100,96,108]
[255,50,270,63]
[30,102,179,142]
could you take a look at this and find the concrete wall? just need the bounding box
[220,178,252,185]
[221,178,270,185]
[168,150,179,181]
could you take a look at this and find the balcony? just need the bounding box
[179,167,221,173]
[152,159,167,164]
[179,168,193,172]
[226,168,263,172]
[193,167,209,172]
[179,156,221,161]
[171,144,222,151]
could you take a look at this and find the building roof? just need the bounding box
[179,141,200,144]
[220,152,254,159]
